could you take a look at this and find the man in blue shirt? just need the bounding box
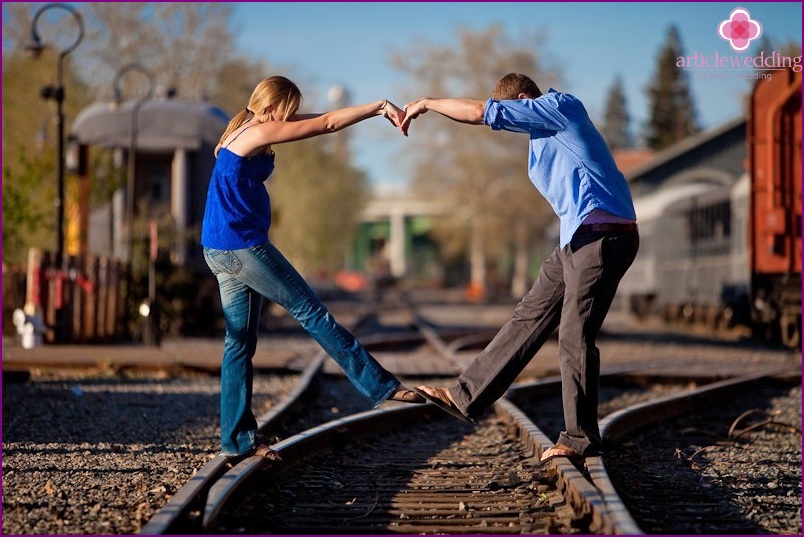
[402,73,639,465]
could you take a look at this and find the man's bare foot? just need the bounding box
[388,385,426,403]
[417,385,457,405]
[412,386,474,423]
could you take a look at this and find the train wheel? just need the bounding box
[721,307,735,329]
[682,304,695,325]
[780,313,801,349]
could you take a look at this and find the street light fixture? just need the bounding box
[26,2,85,266]
[112,63,155,263]
[113,63,156,345]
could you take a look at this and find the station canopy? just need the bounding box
[70,99,229,151]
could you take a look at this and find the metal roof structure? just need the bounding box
[70,99,229,151]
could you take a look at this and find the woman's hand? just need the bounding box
[382,100,406,134]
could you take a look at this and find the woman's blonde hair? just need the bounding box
[215,76,303,156]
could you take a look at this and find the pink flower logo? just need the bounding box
[718,7,762,53]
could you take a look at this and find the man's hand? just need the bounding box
[401,98,428,136]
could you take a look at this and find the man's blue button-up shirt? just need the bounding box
[484,89,636,248]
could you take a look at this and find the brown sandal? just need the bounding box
[253,444,282,461]
[413,386,474,423]
[536,444,581,467]
[389,387,426,404]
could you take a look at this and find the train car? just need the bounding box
[747,70,802,348]
[619,178,750,328]
[619,70,801,347]
[653,176,751,327]
[618,181,721,317]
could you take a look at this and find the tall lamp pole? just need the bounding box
[26,2,85,266]
[113,64,156,345]
[113,63,155,263]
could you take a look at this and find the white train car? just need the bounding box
[617,181,720,317]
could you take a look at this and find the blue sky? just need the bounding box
[232,2,802,191]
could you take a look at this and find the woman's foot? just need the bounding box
[388,385,426,404]
[252,444,282,460]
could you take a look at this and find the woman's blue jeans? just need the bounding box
[204,242,399,456]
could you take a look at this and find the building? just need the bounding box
[626,116,747,195]
[70,98,229,271]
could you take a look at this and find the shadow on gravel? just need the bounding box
[603,378,800,534]
[2,376,282,447]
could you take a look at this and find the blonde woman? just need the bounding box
[201,76,422,458]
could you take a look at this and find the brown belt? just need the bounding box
[575,222,638,235]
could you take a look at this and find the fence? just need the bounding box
[15,248,129,344]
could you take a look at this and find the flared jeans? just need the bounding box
[448,229,639,456]
[204,242,398,456]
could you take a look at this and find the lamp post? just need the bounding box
[26,2,84,267]
[112,63,156,345]
[113,63,155,263]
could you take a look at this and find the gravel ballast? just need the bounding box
[2,368,298,535]
[2,314,800,535]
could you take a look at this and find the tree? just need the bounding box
[3,3,379,340]
[645,25,699,150]
[268,137,368,278]
[1,38,92,263]
[80,3,237,101]
[392,25,556,299]
[601,75,632,150]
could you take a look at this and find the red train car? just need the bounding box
[747,69,802,348]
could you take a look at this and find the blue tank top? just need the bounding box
[201,146,276,249]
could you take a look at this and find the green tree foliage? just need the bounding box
[1,44,92,263]
[601,75,632,150]
[645,25,700,150]
[392,24,556,297]
[81,3,237,102]
[269,136,368,278]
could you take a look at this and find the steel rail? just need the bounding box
[200,392,627,533]
[503,361,760,536]
[139,351,325,535]
[140,307,396,534]
[590,365,801,535]
[196,327,658,533]
[202,402,435,529]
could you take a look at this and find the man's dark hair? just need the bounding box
[491,73,542,100]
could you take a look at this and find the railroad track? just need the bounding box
[598,369,801,534]
[140,313,800,535]
[141,319,615,534]
[508,364,801,534]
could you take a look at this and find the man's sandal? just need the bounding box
[413,386,475,423]
[536,444,582,467]
[389,387,426,404]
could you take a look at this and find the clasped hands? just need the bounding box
[382,98,428,137]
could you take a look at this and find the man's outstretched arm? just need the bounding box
[401,98,485,135]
